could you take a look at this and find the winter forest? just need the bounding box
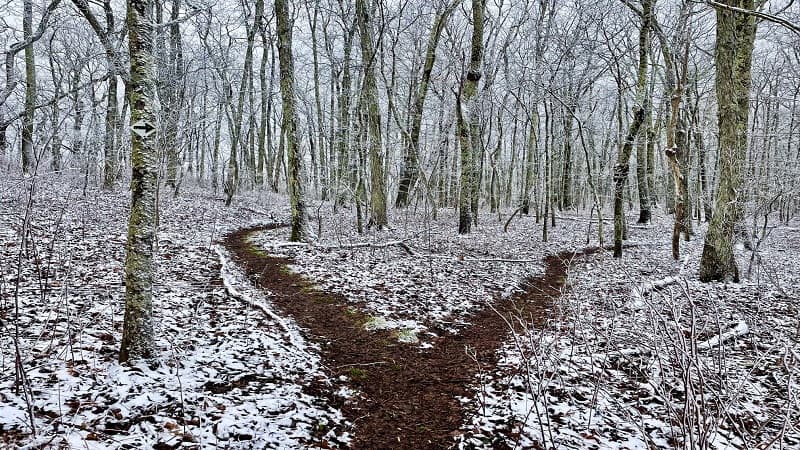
[2,0,800,447]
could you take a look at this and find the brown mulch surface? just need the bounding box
[222,224,594,449]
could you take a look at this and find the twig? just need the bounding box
[213,245,303,349]
[696,321,748,350]
[503,207,522,233]
[631,276,682,308]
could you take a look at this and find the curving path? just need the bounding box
[222,224,595,449]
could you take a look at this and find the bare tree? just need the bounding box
[395,0,459,208]
[0,0,61,170]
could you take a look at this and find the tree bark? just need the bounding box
[699,0,757,282]
[356,0,388,230]
[21,0,36,175]
[276,0,308,241]
[457,0,485,234]
[120,0,158,363]
[613,0,651,258]
[395,1,457,208]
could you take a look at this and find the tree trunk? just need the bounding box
[308,1,327,200]
[457,0,485,234]
[636,127,651,223]
[334,23,355,209]
[521,113,538,215]
[699,0,757,282]
[21,0,36,175]
[664,38,691,259]
[71,67,84,171]
[396,2,457,208]
[164,0,184,195]
[276,0,308,241]
[257,34,270,187]
[225,0,264,206]
[356,0,388,230]
[560,106,575,210]
[102,77,119,188]
[613,0,650,258]
[120,0,158,363]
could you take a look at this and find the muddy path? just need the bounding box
[222,224,595,449]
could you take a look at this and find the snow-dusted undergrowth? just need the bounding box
[252,207,604,343]
[461,216,800,449]
[6,172,796,450]
[0,174,348,449]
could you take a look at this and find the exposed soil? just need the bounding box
[222,224,594,449]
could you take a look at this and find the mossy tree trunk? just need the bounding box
[276,0,308,242]
[457,0,485,234]
[355,0,388,230]
[120,0,159,364]
[699,0,758,282]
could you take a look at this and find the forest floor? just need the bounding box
[1,173,799,449]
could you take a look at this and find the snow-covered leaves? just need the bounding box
[0,179,347,448]
[461,216,800,449]
[252,208,597,342]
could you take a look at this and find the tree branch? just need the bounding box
[706,0,800,35]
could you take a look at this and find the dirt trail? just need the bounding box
[222,224,594,449]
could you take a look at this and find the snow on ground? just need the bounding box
[252,207,607,343]
[0,174,348,449]
[460,214,800,449]
[5,172,797,450]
